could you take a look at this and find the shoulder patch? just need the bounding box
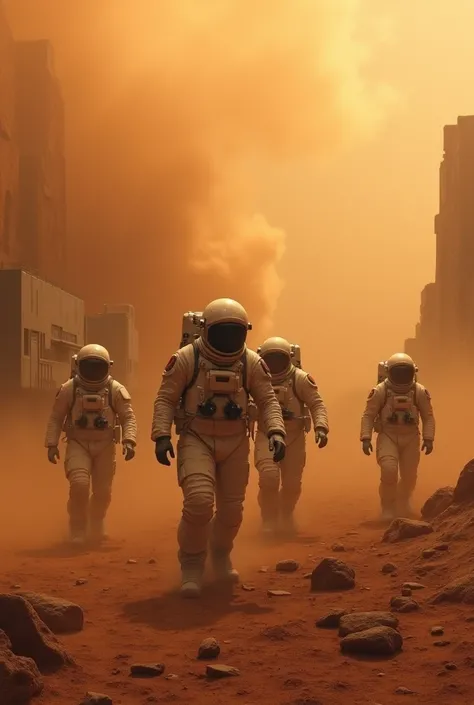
[306,374,318,387]
[367,388,375,399]
[163,354,178,375]
[118,386,131,401]
[424,388,431,400]
[259,359,271,377]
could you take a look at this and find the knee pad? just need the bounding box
[379,460,398,486]
[258,466,280,492]
[67,467,90,487]
[182,478,214,526]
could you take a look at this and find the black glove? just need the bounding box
[421,439,433,455]
[362,439,373,456]
[315,428,328,448]
[155,436,175,466]
[269,433,286,463]
[47,446,60,464]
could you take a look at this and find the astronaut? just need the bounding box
[360,352,435,519]
[254,337,329,538]
[151,298,286,598]
[44,344,137,545]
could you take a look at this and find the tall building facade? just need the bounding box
[0,3,66,286]
[405,115,474,371]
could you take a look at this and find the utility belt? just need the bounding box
[174,397,258,438]
[63,415,121,444]
[281,407,312,433]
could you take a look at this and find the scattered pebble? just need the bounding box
[331,543,345,552]
[75,579,87,586]
[422,549,436,559]
[241,584,255,591]
[165,673,179,680]
[303,572,312,579]
[431,626,444,636]
[395,686,416,695]
[126,559,137,565]
[381,563,398,574]
[433,640,450,647]
[445,662,457,671]
[434,543,449,551]
[267,590,291,597]
[276,559,299,572]
[401,587,412,597]
[130,663,165,677]
[10,584,21,590]
[148,558,156,564]
[258,566,269,573]
[197,638,220,660]
[206,664,240,678]
[403,582,425,590]
[81,693,113,705]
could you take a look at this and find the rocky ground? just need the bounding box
[2,444,474,705]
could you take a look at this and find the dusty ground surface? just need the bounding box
[1,414,473,705]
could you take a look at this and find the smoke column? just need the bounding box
[6,0,393,372]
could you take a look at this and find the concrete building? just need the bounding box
[0,2,19,268]
[405,115,474,373]
[15,40,67,287]
[0,269,84,393]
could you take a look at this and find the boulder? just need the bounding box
[310,558,355,591]
[0,594,74,673]
[431,572,474,605]
[18,592,84,634]
[382,518,433,543]
[338,611,399,637]
[453,460,474,503]
[340,626,403,656]
[0,628,43,705]
[421,486,454,520]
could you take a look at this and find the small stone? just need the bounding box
[303,572,312,579]
[10,585,21,590]
[130,663,165,677]
[258,566,269,573]
[197,638,220,660]
[315,610,348,629]
[434,640,450,647]
[331,543,345,552]
[75,579,87,586]
[267,590,291,597]
[445,662,457,670]
[431,626,444,636]
[395,686,416,695]
[82,693,113,705]
[241,584,255,591]
[401,588,412,597]
[338,611,399,637]
[434,543,449,551]
[383,518,433,543]
[403,582,425,590]
[390,596,420,613]
[422,549,436,559]
[206,664,240,678]
[165,673,179,680]
[310,558,355,591]
[148,558,156,564]
[340,626,402,656]
[276,559,299,572]
[126,559,137,565]
[382,563,398,574]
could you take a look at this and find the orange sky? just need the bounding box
[5,0,474,399]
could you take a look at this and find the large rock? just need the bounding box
[338,611,399,637]
[315,609,348,629]
[382,518,433,543]
[431,572,474,605]
[310,558,355,591]
[421,487,454,520]
[18,592,84,634]
[0,594,74,673]
[453,460,474,503]
[340,626,403,656]
[0,629,44,705]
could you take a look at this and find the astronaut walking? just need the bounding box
[151,298,286,598]
[360,352,435,519]
[45,344,137,545]
[254,337,329,538]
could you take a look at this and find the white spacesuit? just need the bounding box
[44,344,137,545]
[360,353,435,519]
[254,337,329,537]
[151,298,286,598]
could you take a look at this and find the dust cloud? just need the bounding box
[2,1,395,549]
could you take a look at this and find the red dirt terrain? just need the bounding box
[1,419,473,705]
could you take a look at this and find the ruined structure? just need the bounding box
[0,3,66,285]
[405,115,474,375]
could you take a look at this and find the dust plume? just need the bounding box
[6,0,393,370]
